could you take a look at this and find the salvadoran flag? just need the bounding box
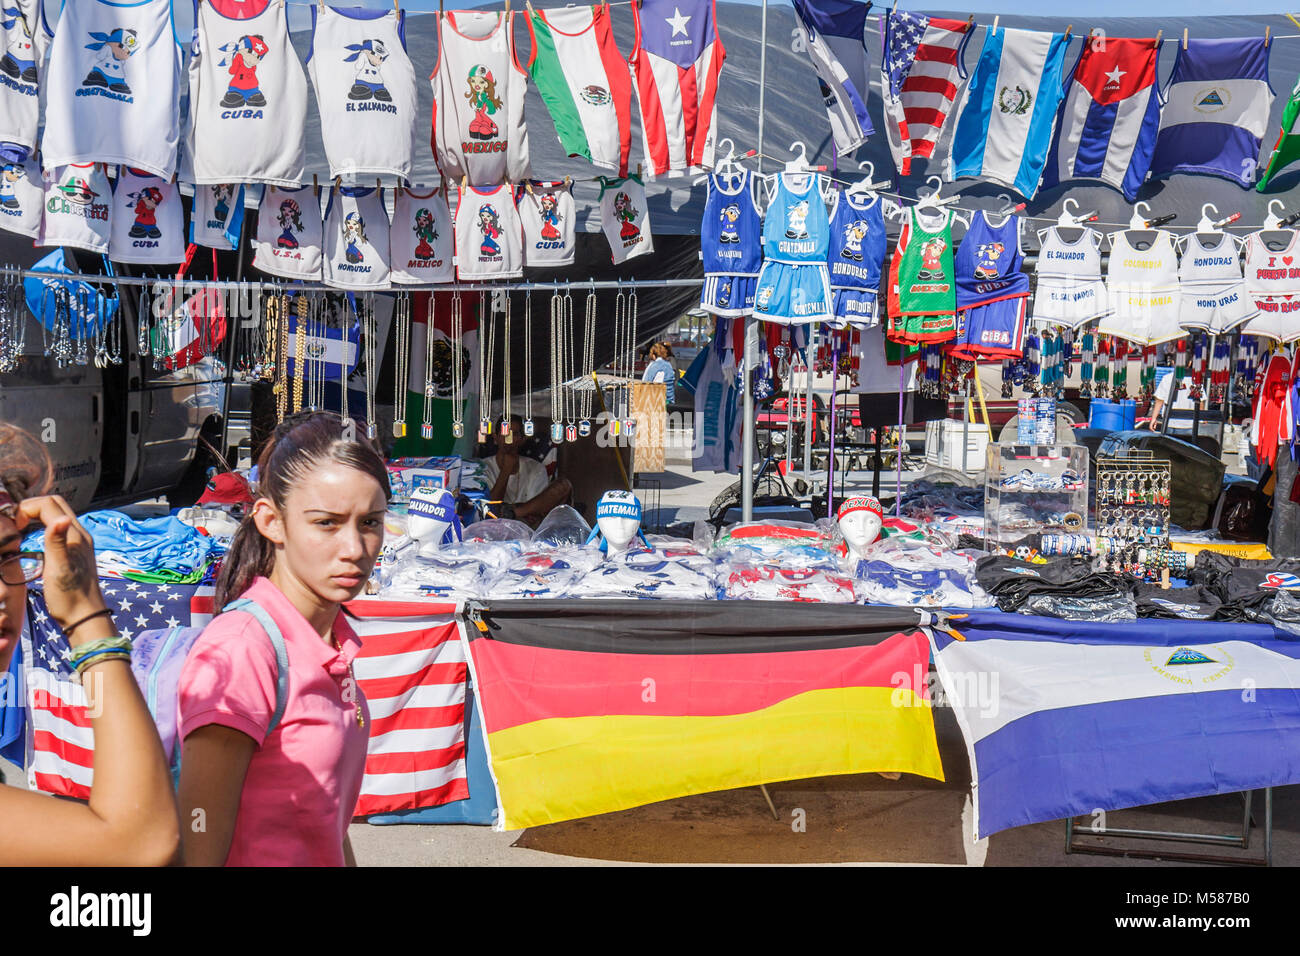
[790,0,874,157]
[287,309,360,381]
[1042,36,1164,202]
[930,610,1300,840]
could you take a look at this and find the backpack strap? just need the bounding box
[221,597,290,737]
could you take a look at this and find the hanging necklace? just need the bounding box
[363,293,378,439]
[478,294,496,442]
[550,289,564,443]
[292,292,306,414]
[339,295,351,426]
[563,284,577,443]
[393,292,410,438]
[522,289,534,437]
[609,288,624,436]
[423,293,440,440]
[136,283,152,361]
[623,289,639,437]
[579,288,596,436]
[501,291,513,443]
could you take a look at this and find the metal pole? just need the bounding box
[827,344,838,517]
[742,318,757,521]
[218,202,251,463]
[757,0,768,178]
[803,325,815,479]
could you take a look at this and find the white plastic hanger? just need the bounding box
[784,141,811,173]
[845,161,901,222]
[1111,200,1160,251]
[1181,202,1244,253]
[912,175,968,230]
[694,137,741,187]
[1258,198,1295,249]
[1038,197,1096,244]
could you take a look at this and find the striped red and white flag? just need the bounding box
[347,599,469,816]
[881,11,972,177]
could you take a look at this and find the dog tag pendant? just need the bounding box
[625,418,637,438]
[578,419,591,438]
[611,419,621,437]
[523,418,535,437]
[393,422,406,438]
[501,419,513,443]
[565,424,577,443]
[551,421,564,442]
[425,423,437,439]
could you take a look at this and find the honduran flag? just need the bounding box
[948,27,1070,199]
[1042,36,1164,202]
[629,0,726,177]
[463,601,943,829]
[1149,37,1274,190]
[790,0,874,157]
[930,611,1300,840]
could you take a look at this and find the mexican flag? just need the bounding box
[1258,73,1300,191]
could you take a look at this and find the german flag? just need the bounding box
[463,601,943,829]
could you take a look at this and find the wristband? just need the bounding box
[73,649,132,678]
[70,635,132,674]
[63,607,115,638]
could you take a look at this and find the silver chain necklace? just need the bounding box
[393,292,410,438]
[579,288,596,435]
[501,292,513,444]
[549,289,563,443]
[522,289,534,437]
[478,294,496,442]
[362,293,378,439]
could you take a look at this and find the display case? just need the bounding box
[984,442,1090,545]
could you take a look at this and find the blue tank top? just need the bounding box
[762,172,829,264]
[954,210,1029,308]
[826,190,886,291]
[701,169,762,277]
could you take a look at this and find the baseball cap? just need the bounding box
[198,472,254,507]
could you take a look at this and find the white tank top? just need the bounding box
[253,183,323,279]
[1101,230,1183,344]
[190,182,242,250]
[322,186,390,289]
[0,3,40,153]
[1031,227,1110,328]
[1177,232,1254,333]
[39,162,112,253]
[455,183,522,279]
[1242,229,1300,340]
[185,0,308,187]
[599,175,653,264]
[519,180,575,267]
[307,5,418,182]
[108,167,184,264]
[431,10,531,186]
[0,157,43,238]
[42,0,181,180]
[389,185,454,284]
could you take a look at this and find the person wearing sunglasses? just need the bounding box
[0,423,180,865]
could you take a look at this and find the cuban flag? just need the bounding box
[948,27,1070,199]
[1042,36,1163,201]
[629,0,726,177]
[1149,37,1274,189]
[790,0,874,157]
[930,611,1300,840]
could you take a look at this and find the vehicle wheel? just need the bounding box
[707,475,787,522]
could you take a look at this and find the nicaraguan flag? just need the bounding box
[930,610,1300,840]
[948,27,1069,199]
[1149,37,1274,189]
[790,0,874,157]
[1042,36,1164,202]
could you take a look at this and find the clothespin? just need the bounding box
[636,163,643,178]
[992,14,999,33]
[564,175,571,188]
[312,173,318,190]
[1146,212,1176,228]
[1063,24,1072,41]
[1183,28,1188,50]
[1215,212,1243,229]
[1266,25,1272,46]
[965,13,973,28]
[891,0,898,13]
[376,178,382,190]
[1154,29,1163,48]
[461,174,468,190]
[393,0,399,15]
[334,175,342,189]
[524,180,534,195]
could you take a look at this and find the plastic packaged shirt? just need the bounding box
[1018,592,1138,621]
[720,563,858,603]
[713,520,840,569]
[849,538,993,608]
[463,518,535,542]
[481,548,605,599]
[531,505,592,549]
[569,555,716,600]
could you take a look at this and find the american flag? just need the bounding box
[347,599,469,816]
[881,12,972,177]
[20,580,214,799]
[21,586,471,818]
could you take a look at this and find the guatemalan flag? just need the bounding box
[930,611,1300,840]
[948,27,1070,199]
[1041,36,1164,202]
[629,0,726,177]
[790,0,874,157]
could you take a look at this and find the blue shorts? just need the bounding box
[827,287,879,329]
[950,295,1027,361]
[700,274,758,316]
[753,261,832,325]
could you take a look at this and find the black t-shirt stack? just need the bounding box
[1186,552,1300,628]
[975,555,1137,620]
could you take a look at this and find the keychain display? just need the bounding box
[1095,452,1172,571]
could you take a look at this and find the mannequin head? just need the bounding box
[587,490,646,555]
[837,495,883,560]
[407,487,462,556]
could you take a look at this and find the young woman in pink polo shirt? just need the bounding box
[177,412,389,866]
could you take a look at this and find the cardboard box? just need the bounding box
[387,455,461,500]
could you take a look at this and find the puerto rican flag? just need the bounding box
[629,0,726,177]
[1042,36,1164,201]
[880,11,972,177]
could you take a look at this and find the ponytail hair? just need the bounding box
[213,412,390,609]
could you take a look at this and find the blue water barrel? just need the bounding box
[1090,399,1125,431]
[1118,399,1137,429]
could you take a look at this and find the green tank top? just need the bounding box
[895,207,956,316]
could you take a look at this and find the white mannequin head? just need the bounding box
[589,490,645,555]
[407,487,462,556]
[837,495,883,561]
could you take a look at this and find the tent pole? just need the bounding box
[803,324,815,480]
[757,0,768,177]
[742,317,757,521]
